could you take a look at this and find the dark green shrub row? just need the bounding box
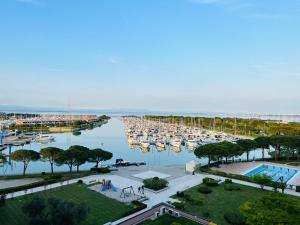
[122,201,147,217]
[198,186,212,194]
[296,186,300,192]
[224,212,245,225]
[90,167,110,173]
[0,179,59,195]
[225,178,233,184]
[143,177,168,191]
[203,177,219,186]
[176,191,185,197]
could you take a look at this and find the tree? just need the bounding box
[10,150,40,175]
[22,197,89,225]
[240,192,300,225]
[68,145,90,173]
[40,147,63,174]
[254,136,270,160]
[89,148,113,168]
[55,150,76,174]
[251,174,272,190]
[236,139,257,162]
[195,143,218,167]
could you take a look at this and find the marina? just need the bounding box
[123,116,243,152]
[0,117,266,176]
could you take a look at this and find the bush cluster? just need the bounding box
[90,167,110,173]
[296,186,300,193]
[172,202,185,210]
[198,186,212,194]
[203,177,219,186]
[225,178,233,184]
[143,177,168,191]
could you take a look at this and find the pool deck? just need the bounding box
[212,161,300,186]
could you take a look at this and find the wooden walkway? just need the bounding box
[117,203,211,225]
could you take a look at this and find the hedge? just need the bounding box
[296,186,300,193]
[0,179,59,195]
[224,212,244,225]
[90,167,110,173]
[203,177,219,186]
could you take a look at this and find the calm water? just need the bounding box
[0,118,267,175]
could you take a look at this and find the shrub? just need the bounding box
[41,172,46,175]
[296,186,300,193]
[0,194,6,208]
[171,223,181,225]
[90,167,110,174]
[0,179,58,195]
[198,186,212,194]
[143,177,168,191]
[176,191,184,197]
[225,178,232,184]
[122,201,147,217]
[224,184,241,191]
[172,202,185,210]
[77,179,83,184]
[224,212,244,225]
[203,177,218,186]
[203,211,210,218]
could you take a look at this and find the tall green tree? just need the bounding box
[10,150,40,175]
[236,139,257,162]
[40,147,63,174]
[195,143,218,167]
[89,148,113,168]
[254,136,270,160]
[68,145,90,173]
[55,150,76,174]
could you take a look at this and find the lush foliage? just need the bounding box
[145,115,300,136]
[0,184,133,225]
[203,177,219,186]
[10,150,40,175]
[250,174,272,190]
[240,192,300,225]
[88,148,113,168]
[143,177,168,191]
[224,212,244,225]
[22,196,89,225]
[40,147,63,174]
[198,186,212,194]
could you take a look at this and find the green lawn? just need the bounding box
[0,183,133,225]
[174,182,300,225]
[140,214,199,225]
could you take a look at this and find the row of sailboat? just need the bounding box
[122,117,241,153]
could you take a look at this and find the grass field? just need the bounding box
[0,183,133,225]
[140,214,199,225]
[174,182,300,225]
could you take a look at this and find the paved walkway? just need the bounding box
[2,165,300,225]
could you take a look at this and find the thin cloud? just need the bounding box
[108,57,120,65]
[16,0,45,6]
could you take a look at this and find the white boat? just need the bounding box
[35,134,55,143]
[170,139,181,148]
[140,141,150,148]
[186,140,199,149]
[156,141,165,148]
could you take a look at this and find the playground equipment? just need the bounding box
[100,179,117,192]
[120,186,135,199]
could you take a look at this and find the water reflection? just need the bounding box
[1,118,199,175]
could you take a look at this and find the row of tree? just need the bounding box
[194,135,300,166]
[10,146,113,175]
[144,115,300,136]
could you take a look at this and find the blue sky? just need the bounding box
[0,0,300,114]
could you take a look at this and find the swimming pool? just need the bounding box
[244,164,298,183]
